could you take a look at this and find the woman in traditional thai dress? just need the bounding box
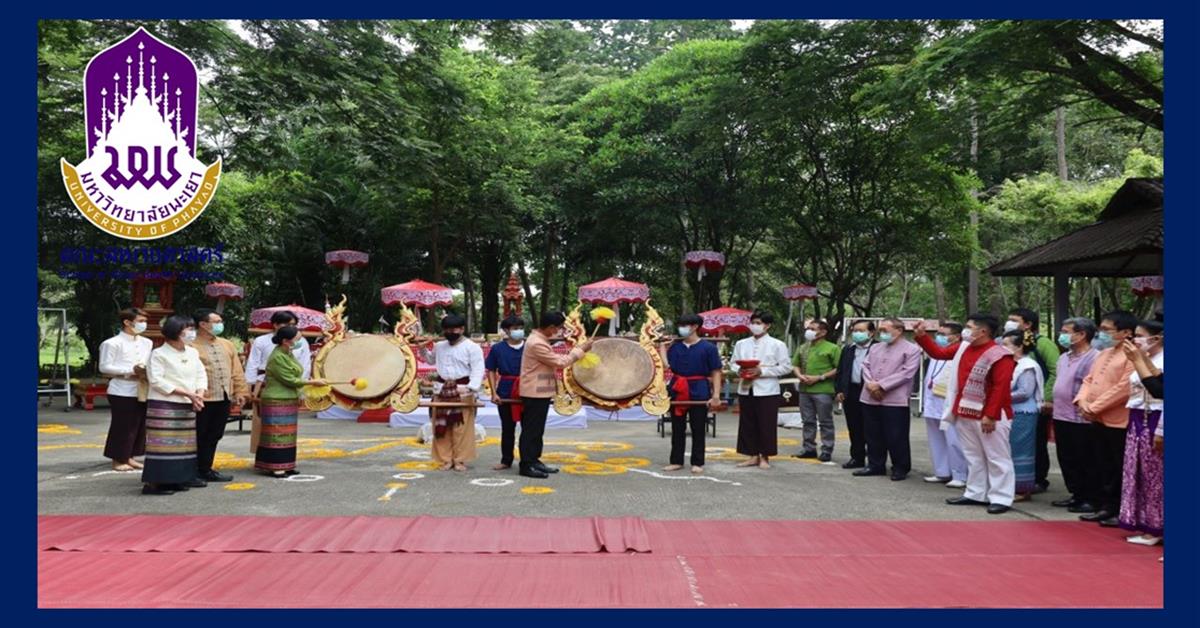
[1000,329,1045,502]
[1119,320,1164,547]
[254,325,326,478]
[142,315,208,495]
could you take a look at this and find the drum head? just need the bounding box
[573,337,654,401]
[322,335,407,400]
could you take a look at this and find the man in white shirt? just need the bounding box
[730,311,792,469]
[243,310,311,453]
[421,314,485,471]
[98,307,154,471]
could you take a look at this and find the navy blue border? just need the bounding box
[8,1,1197,625]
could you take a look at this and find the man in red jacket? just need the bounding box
[915,313,1017,514]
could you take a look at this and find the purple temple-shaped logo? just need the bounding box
[61,27,221,241]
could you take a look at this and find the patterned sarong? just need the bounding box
[141,399,197,485]
[255,398,298,472]
[1119,409,1164,536]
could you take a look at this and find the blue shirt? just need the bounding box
[485,342,525,398]
[666,339,723,400]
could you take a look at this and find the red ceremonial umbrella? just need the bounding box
[578,276,650,335]
[381,279,455,331]
[250,305,329,334]
[325,250,370,284]
[684,250,726,280]
[204,282,244,314]
[698,306,752,335]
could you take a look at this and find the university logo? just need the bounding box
[61,28,221,240]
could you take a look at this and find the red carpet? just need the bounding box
[38,516,1163,608]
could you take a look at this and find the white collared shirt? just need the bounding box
[98,332,153,397]
[147,343,208,403]
[245,332,311,384]
[427,339,486,393]
[730,334,792,396]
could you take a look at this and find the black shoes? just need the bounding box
[818,453,832,463]
[1068,502,1099,514]
[793,451,818,459]
[852,467,886,477]
[987,504,1011,515]
[841,459,865,469]
[1052,497,1078,508]
[1098,516,1120,527]
[141,485,176,495]
[532,461,559,474]
[1033,481,1050,494]
[519,465,549,479]
[183,478,208,488]
[1079,510,1115,522]
[200,470,233,482]
[890,471,908,481]
[946,497,988,506]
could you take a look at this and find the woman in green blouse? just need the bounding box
[254,326,325,478]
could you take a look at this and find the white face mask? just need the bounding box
[1004,320,1021,333]
[748,324,765,336]
[181,329,197,343]
[961,328,975,343]
[131,321,147,335]
[677,326,695,338]
[804,329,818,342]
[507,329,525,341]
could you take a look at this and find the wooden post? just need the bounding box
[1054,269,1071,333]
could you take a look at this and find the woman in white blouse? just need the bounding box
[142,315,208,495]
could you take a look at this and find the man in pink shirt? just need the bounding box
[854,318,923,481]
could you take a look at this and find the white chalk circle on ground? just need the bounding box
[283,474,325,482]
[469,478,515,487]
[407,450,432,460]
[393,472,425,480]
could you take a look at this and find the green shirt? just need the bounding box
[262,346,306,401]
[792,339,841,394]
[1035,335,1061,402]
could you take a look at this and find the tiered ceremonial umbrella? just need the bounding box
[1129,275,1164,316]
[578,276,650,335]
[783,283,819,349]
[325,250,369,284]
[697,306,752,336]
[684,250,725,280]
[249,305,329,334]
[381,279,455,330]
[204,282,243,314]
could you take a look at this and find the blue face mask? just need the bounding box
[1057,332,1072,348]
[934,334,951,347]
[1094,331,1114,349]
[878,332,894,344]
[210,322,224,336]
[508,329,525,341]
[851,331,870,344]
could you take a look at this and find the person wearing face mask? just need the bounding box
[915,314,1016,514]
[98,307,154,472]
[920,322,968,488]
[244,310,312,454]
[1073,310,1137,527]
[1050,317,1101,514]
[834,320,876,468]
[143,315,209,495]
[663,313,723,473]
[856,318,923,480]
[485,316,527,471]
[791,319,840,462]
[1006,308,1060,495]
[999,329,1047,502]
[1117,320,1164,546]
[518,311,594,479]
[420,314,486,472]
[730,312,791,469]
[254,325,327,478]
[191,308,250,483]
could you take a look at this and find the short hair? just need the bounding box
[500,315,525,330]
[441,314,467,329]
[850,319,875,332]
[1138,319,1164,336]
[270,310,298,326]
[1008,307,1039,329]
[967,313,1000,338]
[751,311,774,325]
[879,317,905,333]
[677,313,704,327]
[272,325,299,345]
[161,315,194,341]
[809,318,830,333]
[1063,317,1097,342]
[539,311,567,328]
[940,321,964,335]
[192,308,219,325]
[1101,310,1138,333]
[118,307,147,323]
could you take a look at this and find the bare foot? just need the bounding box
[758,460,771,469]
[439,463,453,471]
[662,464,684,471]
[691,466,703,474]
[736,457,760,467]
[453,463,467,472]
[112,463,134,472]
[128,459,144,469]
[493,463,512,470]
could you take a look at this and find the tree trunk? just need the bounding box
[967,108,980,314]
[559,260,571,312]
[539,225,556,317]
[462,266,476,331]
[1055,106,1069,181]
[1016,276,1026,309]
[679,256,688,314]
[517,260,539,324]
[934,277,948,321]
[989,275,1005,316]
[897,272,911,315]
[478,245,502,333]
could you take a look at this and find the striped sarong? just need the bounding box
[141,399,197,485]
[1010,410,1038,494]
[255,398,298,472]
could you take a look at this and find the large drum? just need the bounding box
[572,337,655,401]
[320,334,408,400]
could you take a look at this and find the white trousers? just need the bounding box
[925,418,968,482]
[955,416,1015,506]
